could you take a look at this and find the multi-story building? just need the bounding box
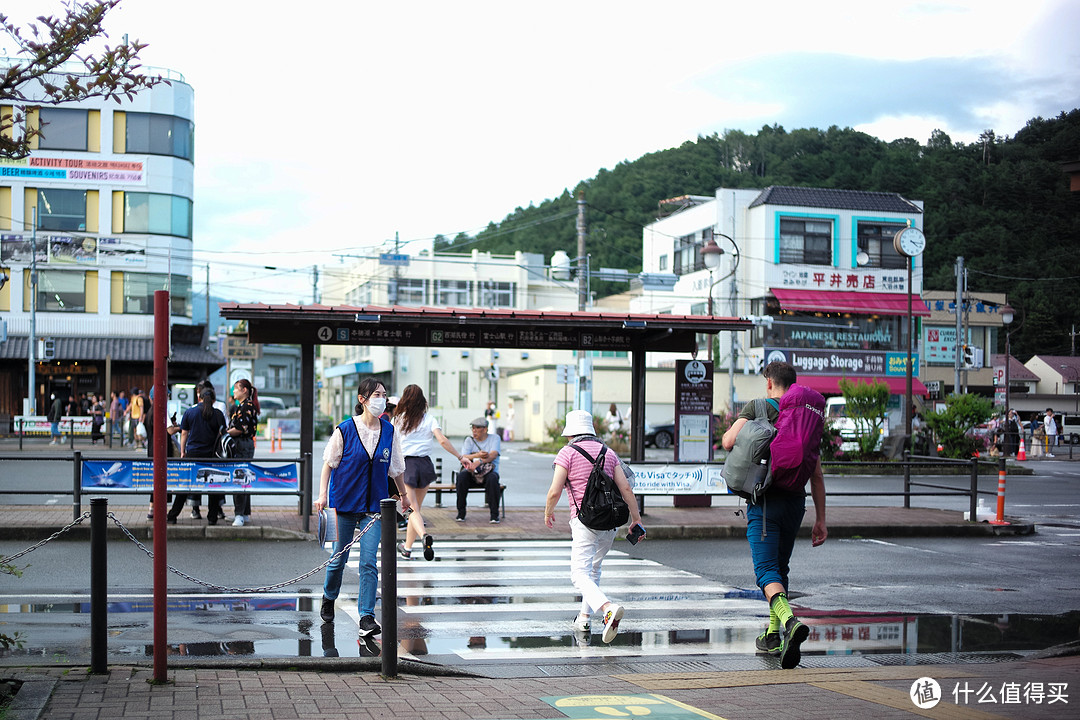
[0,61,222,425]
[635,186,930,429]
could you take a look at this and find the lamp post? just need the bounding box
[1001,304,1015,435]
[700,233,740,362]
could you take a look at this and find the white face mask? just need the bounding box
[366,397,387,416]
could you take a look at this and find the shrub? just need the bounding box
[923,393,994,459]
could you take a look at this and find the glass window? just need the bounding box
[458,371,468,409]
[27,269,86,312]
[38,108,88,151]
[38,189,87,231]
[121,272,189,315]
[396,278,426,305]
[437,279,471,306]
[122,192,192,238]
[673,233,704,276]
[481,281,514,308]
[428,370,439,407]
[125,112,194,161]
[658,255,668,272]
[779,218,832,265]
[857,222,908,269]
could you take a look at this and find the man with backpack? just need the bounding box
[722,361,827,669]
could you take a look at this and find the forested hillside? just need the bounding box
[435,110,1080,360]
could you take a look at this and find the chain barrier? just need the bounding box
[106,511,381,594]
[1,512,92,563]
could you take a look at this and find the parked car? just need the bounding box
[644,414,723,449]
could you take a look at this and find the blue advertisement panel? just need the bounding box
[81,460,298,492]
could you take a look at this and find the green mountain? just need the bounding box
[436,110,1080,360]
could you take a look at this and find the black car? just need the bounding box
[644,414,723,449]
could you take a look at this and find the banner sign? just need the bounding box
[764,347,918,376]
[627,463,727,495]
[81,460,299,493]
[14,415,94,435]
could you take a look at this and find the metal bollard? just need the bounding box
[90,497,108,673]
[380,497,398,677]
[902,450,911,509]
[18,418,23,450]
[968,456,979,523]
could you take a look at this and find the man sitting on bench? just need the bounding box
[457,416,502,524]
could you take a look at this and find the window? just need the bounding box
[481,281,514,308]
[658,255,668,272]
[428,370,439,407]
[122,192,192,237]
[394,278,426,305]
[38,108,88,151]
[458,371,469,409]
[673,233,705,276]
[38,189,87,231]
[437,279,471,306]
[857,222,907,269]
[125,112,193,161]
[121,272,191,316]
[779,218,832,265]
[27,269,85,311]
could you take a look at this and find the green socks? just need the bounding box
[767,599,781,633]
[769,592,795,627]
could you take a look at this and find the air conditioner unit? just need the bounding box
[430,350,439,358]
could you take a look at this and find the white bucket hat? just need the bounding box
[562,409,596,437]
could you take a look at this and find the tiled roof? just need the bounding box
[748,186,922,213]
[0,336,223,366]
[991,354,1040,381]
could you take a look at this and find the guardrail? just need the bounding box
[0,451,313,531]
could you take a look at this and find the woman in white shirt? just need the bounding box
[392,384,463,560]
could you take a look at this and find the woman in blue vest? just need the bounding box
[315,377,410,640]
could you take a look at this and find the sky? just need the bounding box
[6,0,1080,305]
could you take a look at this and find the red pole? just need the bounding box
[152,290,169,682]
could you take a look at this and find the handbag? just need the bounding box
[471,461,494,479]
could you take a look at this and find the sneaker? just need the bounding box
[1047,453,1055,458]
[396,540,411,559]
[357,636,381,657]
[423,534,435,561]
[232,515,246,527]
[358,614,382,637]
[455,515,466,522]
[600,603,623,643]
[166,515,177,525]
[780,617,810,669]
[572,615,590,633]
[489,518,500,524]
[755,630,782,655]
[190,508,201,520]
[320,596,335,623]
[572,618,591,646]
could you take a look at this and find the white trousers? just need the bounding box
[569,516,617,616]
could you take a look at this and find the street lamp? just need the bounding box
[701,232,740,363]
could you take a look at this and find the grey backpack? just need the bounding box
[721,398,779,501]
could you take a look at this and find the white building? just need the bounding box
[634,186,928,427]
[0,61,221,421]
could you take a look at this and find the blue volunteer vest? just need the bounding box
[330,417,395,513]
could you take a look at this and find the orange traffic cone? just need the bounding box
[936,442,944,454]
[1017,437,1027,461]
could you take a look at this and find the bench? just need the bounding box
[430,482,506,520]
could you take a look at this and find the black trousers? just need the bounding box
[456,469,501,520]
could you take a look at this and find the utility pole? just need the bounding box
[962,266,970,393]
[312,265,319,304]
[954,256,963,394]
[391,232,400,394]
[575,190,592,412]
[27,208,37,415]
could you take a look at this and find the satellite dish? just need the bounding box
[856,251,870,267]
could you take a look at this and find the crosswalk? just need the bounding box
[326,537,771,662]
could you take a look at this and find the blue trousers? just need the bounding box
[322,511,381,618]
[746,493,806,593]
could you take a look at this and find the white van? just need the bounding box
[825,397,888,452]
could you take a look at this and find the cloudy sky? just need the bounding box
[8,0,1080,304]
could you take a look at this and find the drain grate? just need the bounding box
[868,652,1023,666]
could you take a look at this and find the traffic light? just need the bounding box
[962,345,975,368]
[38,338,55,360]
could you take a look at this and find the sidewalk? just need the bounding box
[5,650,1079,719]
[0,501,1036,543]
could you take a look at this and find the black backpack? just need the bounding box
[568,442,630,531]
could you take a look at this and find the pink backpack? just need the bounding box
[768,384,826,493]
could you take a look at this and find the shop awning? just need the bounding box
[798,374,928,397]
[771,288,930,316]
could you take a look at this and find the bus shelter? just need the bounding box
[217,303,752,491]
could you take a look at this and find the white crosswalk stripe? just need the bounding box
[326,537,769,661]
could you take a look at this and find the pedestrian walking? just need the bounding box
[113,390,128,445]
[47,393,64,445]
[177,387,228,524]
[314,377,410,642]
[226,378,260,526]
[392,384,463,561]
[1045,408,1058,457]
[544,409,644,645]
[722,361,827,669]
[89,394,105,445]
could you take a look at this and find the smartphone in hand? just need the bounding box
[625,523,646,545]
